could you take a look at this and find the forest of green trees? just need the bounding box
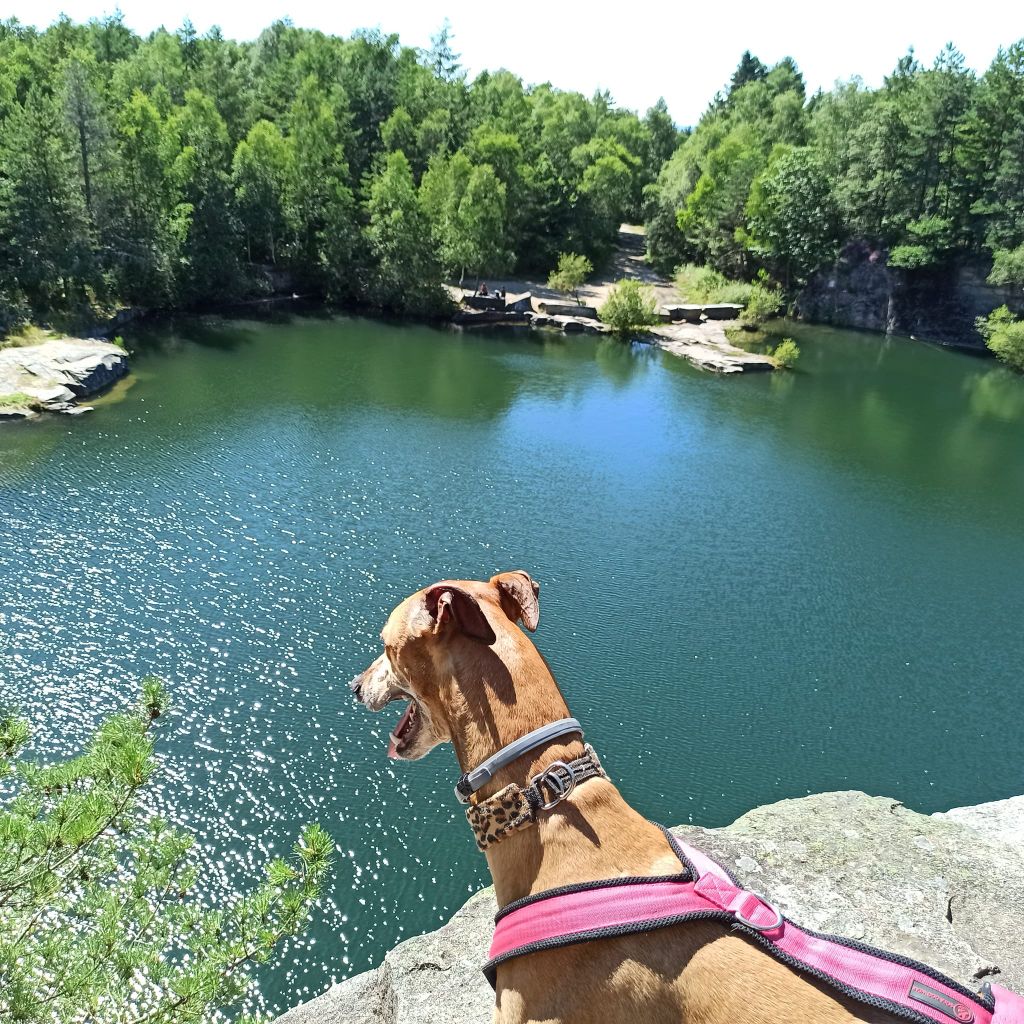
[0,15,677,330]
[644,46,1024,294]
[2,16,1024,360]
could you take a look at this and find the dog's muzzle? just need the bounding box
[349,656,408,712]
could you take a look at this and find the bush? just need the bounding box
[547,253,593,305]
[598,279,659,336]
[674,263,753,304]
[0,680,333,1023]
[988,325,1024,372]
[770,337,801,368]
[888,217,954,270]
[977,305,1024,372]
[888,244,936,269]
[988,245,1024,288]
[740,282,785,325]
[675,263,726,300]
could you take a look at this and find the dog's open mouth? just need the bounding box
[386,695,423,759]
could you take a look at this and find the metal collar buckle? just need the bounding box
[531,760,577,811]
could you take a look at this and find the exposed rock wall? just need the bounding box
[797,241,1024,348]
[274,791,1024,1024]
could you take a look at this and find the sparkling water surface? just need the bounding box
[1,315,1022,1011]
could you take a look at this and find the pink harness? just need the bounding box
[486,830,1024,1024]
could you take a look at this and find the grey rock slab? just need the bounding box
[462,296,506,312]
[505,292,533,313]
[537,302,600,319]
[275,888,498,1024]
[663,304,704,323]
[701,303,745,320]
[651,322,775,373]
[935,795,1024,849]
[0,338,128,408]
[23,384,78,411]
[673,792,1024,992]
[453,310,530,327]
[274,791,1023,1024]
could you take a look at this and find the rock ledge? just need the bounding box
[0,337,129,418]
[275,791,1024,1024]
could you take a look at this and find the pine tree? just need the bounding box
[425,19,461,83]
[0,85,92,308]
[0,680,332,1023]
[970,41,1024,251]
[730,51,768,96]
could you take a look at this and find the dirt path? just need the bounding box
[457,225,682,309]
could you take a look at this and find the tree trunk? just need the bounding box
[79,120,93,219]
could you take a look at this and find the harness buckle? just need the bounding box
[531,760,577,810]
[734,892,784,933]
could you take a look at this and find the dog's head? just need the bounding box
[349,571,540,760]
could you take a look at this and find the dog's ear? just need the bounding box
[425,585,496,645]
[490,570,540,632]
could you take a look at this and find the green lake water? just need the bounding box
[1,315,1023,1011]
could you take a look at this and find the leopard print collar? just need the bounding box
[465,745,607,851]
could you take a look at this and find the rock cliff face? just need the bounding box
[797,241,1024,348]
[275,791,1024,1024]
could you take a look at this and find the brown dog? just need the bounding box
[351,572,900,1024]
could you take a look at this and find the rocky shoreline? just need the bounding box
[0,337,129,419]
[275,790,1024,1024]
[450,225,776,374]
[452,299,775,374]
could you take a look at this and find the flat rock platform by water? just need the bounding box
[453,307,772,371]
[0,338,128,418]
[652,321,776,373]
[274,790,1024,1024]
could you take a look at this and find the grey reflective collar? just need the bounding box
[454,718,583,803]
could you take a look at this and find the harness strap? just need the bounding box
[484,837,1024,1024]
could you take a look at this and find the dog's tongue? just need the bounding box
[387,702,415,759]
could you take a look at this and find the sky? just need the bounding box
[8,0,1022,126]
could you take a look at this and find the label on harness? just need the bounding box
[907,980,975,1023]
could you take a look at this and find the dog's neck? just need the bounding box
[439,632,680,908]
